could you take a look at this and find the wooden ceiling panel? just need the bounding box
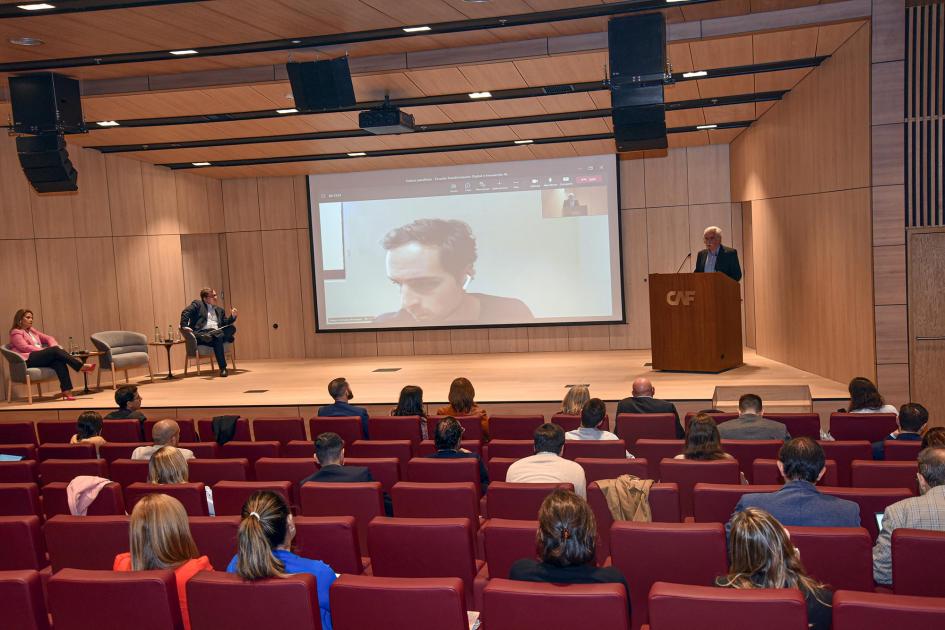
[816,21,865,56]
[512,52,609,87]
[755,100,776,117]
[702,102,756,124]
[352,73,428,100]
[589,90,612,109]
[537,92,598,114]
[79,85,282,121]
[486,98,550,118]
[749,0,819,12]
[436,101,500,122]
[401,105,455,124]
[555,117,612,136]
[527,142,578,160]
[458,62,530,92]
[707,127,746,144]
[664,81,702,102]
[484,145,538,162]
[570,138,616,156]
[696,75,754,99]
[360,0,469,23]
[680,0,751,22]
[665,109,708,127]
[668,130,710,148]
[403,67,477,96]
[667,42,694,74]
[508,122,565,139]
[441,0,535,19]
[753,67,811,92]
[689,34,754,70]
[752,28,819,64]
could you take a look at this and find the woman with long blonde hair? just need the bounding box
[113,494,212,630]
[148,446,215,515]
[559,385,591,416]
[719,507,833,629]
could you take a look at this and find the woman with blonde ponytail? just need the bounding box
[227,490,337,630]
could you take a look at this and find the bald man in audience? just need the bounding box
[131,420,195,461]
[616,377,683,438]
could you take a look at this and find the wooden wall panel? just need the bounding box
[34,239,85,347]
[341,332,379,357]
[105,155,147,236]
[175,172,212,235]
[71,148,112,238]
[76,237,121,345]
[0,135,34,240]
[258,177,297,231]
[113,236,157,363]
[646,205,690,273]
[295,229,323,358]
[29,192,74,239]
[206,178,226,231]
[872,245,907,305]
[686,144,731,205]
[293,176,310,230]
[450,329,491,354]
[261,229,306,359]
[180,234,226,303]
[147,235,186,373]
[222,179,261,232]
[376,331,416,356]
[224,231,269,359]
[488,328,530,353]
[142,164,179,235]
[644,149,689,208]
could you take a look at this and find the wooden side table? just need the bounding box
[149,340,184,380]
[70,350,102,394]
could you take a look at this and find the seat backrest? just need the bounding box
[188,516,240,571]
[819,441,872,486]
[108,458,150,487]
[125,482,209,516]
[38,458,108,485]
[98,443,150,463]
[0,421,38,446]
[882,440,923,461]
[647,581,806,630]
[283,440,314,457]
[425,415,483,441]
[211,480,292,516]
[562,440,628,460]
[851,460,919,494]
[586,481,680,564]
[786,526,874,591]
[719,440,783,483]
[615,413,678,446]
[300,481,384,551]
[485,440,534,461]
[576,458,650,484]
[482,518,538,581]
[633,440,685,479]
[692,483,783,524]
[405,458,480,490]
[36,421,78,445]
[0,483,42,518]
[368,416,422,448]
[0,516,47,570]
[49,568,183,630]
[417,439,481,457]
[487,457,518,484]
[832,589,945,629]
[309,416,364,444]
[761,413,821,440]
[44,515,131,571]
[219,441,280,470]
[188,458,249,485]
[346,440,412,477]
[343,457,401,493]
[177,442,218,459]
[829,413,898,443]
[486,481,573,520]
[0,444,37,460]
[330,574,468,630]
[251,417,305,446]
[752,458,839,487]
[293,515,364,575]
[892,528,945,597]
[0,460,39,483]
[144,419,197,443]
[819,487,912,540]
[611,521,728,629]
[37,443,95,461]
[482,578,629,630]
[0,569,50,630]
[42,481,124,518]
[91,330,148,353]
[100,420,143,443]
[659,459,741,518]
[548,414,582,432]
[488,416,545,440]
[187,571,318,630]
[683,412,738,430]
[391,482,479,530]
[254,457,316,505]
[196,417,251,442]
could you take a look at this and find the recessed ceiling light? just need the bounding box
[96,120,120,127]
[169,49,198,56]
[275,108,298,114]
[17,3,55,10]
[514,139,534,145]
[191,162,211,166]
[666,0,690,3]
[290,40,302,44]
[682,70,708,78]
[469,91,492,99]
[696,124,718,130]
[347,152,367,157]
[402,26,431,33]
[9,36,44,46]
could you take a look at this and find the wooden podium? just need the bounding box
[648,272,743,373]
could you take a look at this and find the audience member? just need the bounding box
[873,447,945,585]
[565,398,633,458]
[426,417,489,493]
[922,427,945,449]
[846,376,898,414]
[616,377,683,438]
[70,411,106,454]
[719,507,833,630]
[227,491,336,630]
[436,377,489,439]
[132,420,194,461]
[104,385,147,436]
[301,432,392,516]
[728,438,859,530]
[559,385,591,416]
[318,377,369,439]
[149,445,214,515]
[717,394,790,441]
[510,489,630,616]
[674,413,734,461]
[506,423,586,498]
[113,494,212,630]
[872,403,928,460]
[8,308,95,400]
[390,384,428,440]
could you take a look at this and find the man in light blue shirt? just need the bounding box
[695,226,742,282]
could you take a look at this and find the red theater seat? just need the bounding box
[720,440,783,483]
[0,444,37,460]
[346,440,412,476]
[851,460,919,494]
[98,442,150,462]
[752,458,838,487]
[819,441,872,486]
[587,482,680,564]
[189,516,240,571]
[0,421,38,445]
[481,518,538,581]
[293,515,365,575]
[42,481,124,518]
[0,569,50,630]
[44,515,130,571]
[188,458,249,485]
[786,526,874,591]
[485,440,534,461]
[647,581,807,630]
[38,458,108,485]
[0,516,47,570]
[49,568,183,630]
[892,528,945,597]
[300,481,384,551]
[692,483,784,524]
[615,413,678,446]
[37,443,95,461]
[254,457,316,504]
[211,480,292,515]
[482,579,629,630]
[218,441,279,471]
[684,412,737,430]
[331,575,468,630]
[882,440,923,461]
[177,442,218,458]
[187,572,318,630]
[309,416,364,444]
[548,414,582,432]
[762,413,821,440]
[0,483,42,518]
[144,418,197,442]
[108,458,149,487]
[125,482,209,516]
[562,440,628,460]
[251,417,305,446]
[283,440,315,457]
[488,415,545,440]
[425,415,484,441]
[633,440,685,479]
[368,416,422,449]
[391,482,480,530]
[819,487,912,540]
[486,457,518,484]
[417,439,481,457]
[344,457,400,493]
[829,413,898,443]
[832,590,945,629]
[576,457,649,484]
[406,458,480,492]
[486,482,572,520]
[0,460,38,483]
[611,521,728,629]
[100,419,142,442]
[197,417,250,442]
[659,459,741,518]
[36,421,76,445]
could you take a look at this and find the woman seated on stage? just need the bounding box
[845,376,898,415]
[674,413,735,461]
[391,385,428,440]
[718,507,833,630]
[70,411,107,454]
[149,446,215,515]
[437,377,489,439]
[8,308,95,401]
[559,385,591,416]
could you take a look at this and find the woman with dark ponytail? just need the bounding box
[227,490,337,630]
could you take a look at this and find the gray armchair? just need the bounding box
[90,331,152,389]
[180,328,236,375]
[1,344,60,404]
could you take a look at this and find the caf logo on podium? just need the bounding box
[666,290,695,306]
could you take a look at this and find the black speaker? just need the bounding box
[286,57,356,112]
[16,134,79,193]
[9,73,84,135]
[608,13,667,151]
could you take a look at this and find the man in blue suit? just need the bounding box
[301,431,392,516]
[317,377,370,439]
[728,437,860,533]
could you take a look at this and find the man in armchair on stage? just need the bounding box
[180,288,238,377]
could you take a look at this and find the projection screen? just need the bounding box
[308,154,624,331]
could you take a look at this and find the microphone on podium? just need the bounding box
[674,252,692,274]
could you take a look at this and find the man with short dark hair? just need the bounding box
[426,417,489,493]
[615,377,683,438]
[872,403,928,460]
[506,423,586,498]
[131,420,194,461]
[180,287,238,377]
[300,432,373,484]
[873,447,945,584]
[565,399,633,458]
[104,384,147,438]
[317,377,369,439]
[717,393,790,441]
[728,438,859,531]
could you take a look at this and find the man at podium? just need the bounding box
[695,226,742,282]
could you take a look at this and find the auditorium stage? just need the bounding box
[0,349,848,422]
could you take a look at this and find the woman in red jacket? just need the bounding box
[8,308,94,400]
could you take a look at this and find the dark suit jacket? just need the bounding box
[871,431,922,460]
[695,245,742,282]
[428,450,490,493]
[318,401,370,439]
[300,464,392,516]
[615,396,684,438]
[180,300,236,334]
[731,480,861,531]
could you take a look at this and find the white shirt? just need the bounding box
[505,452,587,498]
[851,405,898,415]
[204,301,219,330]
[131,445,195,461]
[565,427,634,459]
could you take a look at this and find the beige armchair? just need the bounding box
[90,331,153,389]
[180,328,236,375]
[1,344,60,404]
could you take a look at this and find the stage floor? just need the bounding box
[1,349,848,418]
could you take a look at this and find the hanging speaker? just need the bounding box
[16,134,78,193]
[9,72,85,135]
[608,13,667,151]
[286,57,356,112]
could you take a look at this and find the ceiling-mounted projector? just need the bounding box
[359,97,415,135]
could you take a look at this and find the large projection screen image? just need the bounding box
[308,154,624,332]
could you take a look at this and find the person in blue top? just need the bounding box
[227,490,336,630]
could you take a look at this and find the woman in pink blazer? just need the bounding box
[9,308,95,401]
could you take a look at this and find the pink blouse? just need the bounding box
[8,328,58,360]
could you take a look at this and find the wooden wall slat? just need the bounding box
[261,229,306,359]
[76,236,121,346]
[224,230,270,359]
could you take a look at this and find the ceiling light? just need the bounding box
[469,91,492,99]
[696,124,718,130]
[9,36,44,46]
[665,0,690,3]
[276,108,298,114]
[682,70,708,78]
[514,139,534,145]
[347,152,367,157]
[17,3,55,10]
[191,162,211,166]
[402,26,431,33]
[290,40,302,44]
[170,49,198,56]
[96,120,120,127]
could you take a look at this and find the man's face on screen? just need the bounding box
[386,242,466,321]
